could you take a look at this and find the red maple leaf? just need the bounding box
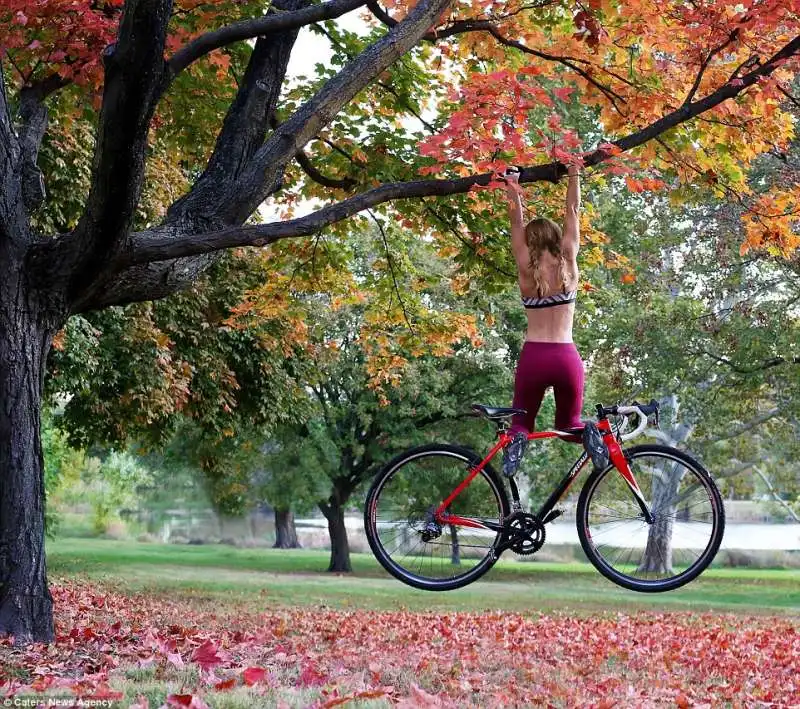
[242,666,267,686]
[297,661,327,687]
[190,640,223,671]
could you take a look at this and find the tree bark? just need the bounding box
[639,400,692,574]
[273,508,301,549]
[638,461,684,574]
[449,524,460,566]
[0,259,59,644]
[320,488,352,573]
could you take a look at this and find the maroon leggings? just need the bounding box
[510,341,585,434]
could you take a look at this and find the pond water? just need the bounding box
[297,518,800,551]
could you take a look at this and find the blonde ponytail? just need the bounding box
[525,218,567,296]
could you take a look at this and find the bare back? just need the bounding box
[519,251,579,343]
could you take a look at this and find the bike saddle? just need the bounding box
[471,404,527,420]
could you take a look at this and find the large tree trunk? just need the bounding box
[0,265,57,644]
[273,508,301,549]
[320,487,351,573]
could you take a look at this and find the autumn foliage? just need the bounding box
[5,0,800,260]
[1,0,245,89]
[414,0,800,255]
[3,0,800,650]
[1,583,798,706]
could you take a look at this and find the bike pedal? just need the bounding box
[542,509,563,524]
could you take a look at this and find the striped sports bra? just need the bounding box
[521,289,577,309]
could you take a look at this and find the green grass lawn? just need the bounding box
[47,538,800,615]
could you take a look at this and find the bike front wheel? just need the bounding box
[364,444,510,591]
[577,444,725,592]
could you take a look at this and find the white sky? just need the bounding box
[285,10,370,78]
[259,9,371,222]
[263,9,420,224]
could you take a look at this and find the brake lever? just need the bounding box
[650,398,660,429]
[632,399,660,429]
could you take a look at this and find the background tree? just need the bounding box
[574,149,800,570]
[254,435,326,548]
[242,224,512,571]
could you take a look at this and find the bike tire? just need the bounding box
[576,444,725,592]
[364,443,510,591]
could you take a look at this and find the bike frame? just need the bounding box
[434,418,651,532]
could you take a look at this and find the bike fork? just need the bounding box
[601,425,654,524]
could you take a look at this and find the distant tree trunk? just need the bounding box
[638,401,693,575]
[320,484,352,572]
[638,458,684,574]
[449,525,460,565]
[0,265,61,644]
[273,508,301,548]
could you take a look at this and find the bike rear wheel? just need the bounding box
[364,444,509,591]
[577,444,725,592]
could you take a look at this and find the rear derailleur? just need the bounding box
[420,506,442,542]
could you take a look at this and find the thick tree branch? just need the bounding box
[366,0,556,40]
[699,349,800,374]
[367,0,492,39]
[695,407,780,447]
[583,34,800,167]
[123,30,800,266]
[296,149,357,189]
[165,0,367,87]
[62,0,173,305]
[368,0,628,108]
[0,61,24,246]
[168,1,309,221]
[315,24,437,131]
[79,27,800,308]
[126,174,504,263]
[0,61,19,175]
[16,76,68,211]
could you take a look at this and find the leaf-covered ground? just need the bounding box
[1,583,798,708]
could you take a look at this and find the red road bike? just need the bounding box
[364,400,725,592]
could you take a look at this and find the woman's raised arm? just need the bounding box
[563,163,581,259]
[504,169,529,269]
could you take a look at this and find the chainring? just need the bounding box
[507,512,545,555]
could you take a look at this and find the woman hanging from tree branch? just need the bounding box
[501,162,589,477]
